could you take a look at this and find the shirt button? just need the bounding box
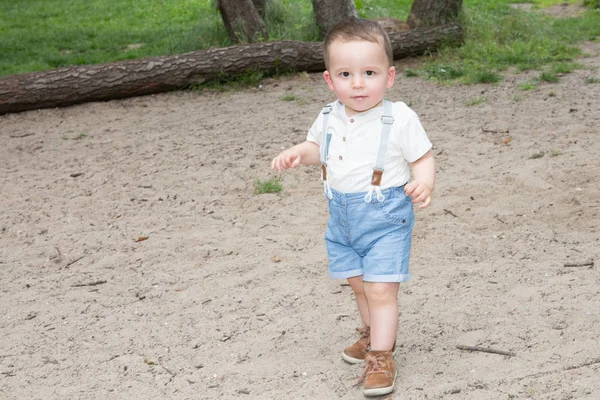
[350,118,355,123]
[342,137,346,142]
[339,156,343,160]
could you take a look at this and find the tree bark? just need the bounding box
[252,0,268,18]
[312,0,358,38]
[0,23,463,115]
[218,0,268,43]
[408,0,463,28]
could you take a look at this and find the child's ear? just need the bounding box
[386,66,396,89]
[323,71,335,91]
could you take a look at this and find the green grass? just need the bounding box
[422,1,600,84]
[404,69,420,77]
[585,76,600,83]
[1,0,599,86]
[540,71,560,82]
[0,0,224,76]
[281,94,299,101]
[518,81,537,90]
[551,61,578,73]
[464,96,487,106]
[254,177,283,194]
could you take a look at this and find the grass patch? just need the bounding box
[1,0,599,88]
[403,69,420,77]
[540,71,560,82]
[419,0,599,83]
[422,64,465,81]
[464,96,486,106]
[551,62,577,74]
[585,76,600,83]
[281,94,299,101]
[254,176,283,194]
[518,81,537,90]
[471,70,502,83]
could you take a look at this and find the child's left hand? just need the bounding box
[404,179,432,209]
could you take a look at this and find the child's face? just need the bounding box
[323,39,395,116]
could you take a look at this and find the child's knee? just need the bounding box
[347,276,365,295]
[364,282,399,301]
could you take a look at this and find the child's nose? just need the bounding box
[351,76,365,89]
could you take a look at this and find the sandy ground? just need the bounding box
[1,35,599,400]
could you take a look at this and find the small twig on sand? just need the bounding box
[160,363,176,377]
[482,128,509,134]
[71,280,107,287]
[564,261,594,268]
[65,255,86,268]
[494,214,506,224]
[457,344,516,357]
[158,357,176,386]
[564,357,600,371]
[10,133,35,138]
[444,209,458,218]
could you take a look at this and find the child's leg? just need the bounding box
[348,275,370,327]
[364,282,399,351]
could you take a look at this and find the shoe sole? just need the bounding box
[361,370,397,397]
[341,351,365,364]
[341,347,397,365]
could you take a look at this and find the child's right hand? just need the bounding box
[271,149,302,172]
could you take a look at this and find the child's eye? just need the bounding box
[340,72,350,77]
[365,70,375,76]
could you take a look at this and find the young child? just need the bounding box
[271,17,435,397]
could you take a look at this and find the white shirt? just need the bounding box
[307,100,432,193]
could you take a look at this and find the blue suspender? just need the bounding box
[320,101,395,202]
[320,104,333,199]
[365,100,394,202]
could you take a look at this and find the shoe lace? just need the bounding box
[356,326,370,345]
[354,353,388,387]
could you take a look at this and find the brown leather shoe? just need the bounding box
[358,350,397,397]
[342,326,370,364]
[342,327,397,364]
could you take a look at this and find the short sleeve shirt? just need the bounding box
[307,100,432,193]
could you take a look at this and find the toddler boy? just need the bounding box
[271,17,435,397]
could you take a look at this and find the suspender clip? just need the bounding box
[371,168,383,186]
[381,115,394,125]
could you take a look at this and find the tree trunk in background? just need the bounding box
[408,0,463,28]
[218,0,268,43]
[252,0,268,18]
[312,0,358,38]
[0,23,463,115]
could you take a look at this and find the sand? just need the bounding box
[1,40,599,400]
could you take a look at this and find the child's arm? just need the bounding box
[405,150,435,209]
[271,141,321,172]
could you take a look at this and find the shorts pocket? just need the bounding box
[372,191,413,227]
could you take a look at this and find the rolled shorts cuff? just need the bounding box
[363,273,411,283]
[329,268,363,280]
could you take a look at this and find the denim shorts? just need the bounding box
[325,186,415,282]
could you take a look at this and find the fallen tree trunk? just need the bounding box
[0,23,462,115]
